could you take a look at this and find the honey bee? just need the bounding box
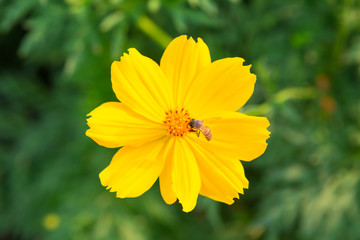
[189,119,212,141]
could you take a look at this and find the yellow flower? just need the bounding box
[86,35,270,212]
[43,213,60,231]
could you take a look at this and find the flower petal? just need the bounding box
[185,137,249,204]
[111,48,173,122]
[171,138,201,212]
[86,102,165,148]
[196,111,270,161]
[183,58,256,117]
[160,35,211,107]
[159,138,177,205]
[99,137,170,198]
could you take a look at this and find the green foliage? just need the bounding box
[1,0,360,239]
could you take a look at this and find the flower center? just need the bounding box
[163,108,192,137]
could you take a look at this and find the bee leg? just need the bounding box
[196,130,200,137]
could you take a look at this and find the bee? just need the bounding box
[189,119,212,141]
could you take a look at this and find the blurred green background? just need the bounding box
[1,0,360,239]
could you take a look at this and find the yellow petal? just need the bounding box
[111,48,173,122]
[185,137,248,204]
[99,137,170,198]
[197,111,270,161]
[183,58,256,117]
[159,138,177,205]
[171,138,201,212]
[86,102,165,148]
[160,35,211,107]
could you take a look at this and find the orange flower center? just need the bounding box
[164,108,192,137]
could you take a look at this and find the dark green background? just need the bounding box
[1,0,359,239]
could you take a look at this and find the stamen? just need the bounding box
[163,108,192,137]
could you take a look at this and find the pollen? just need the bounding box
[164,108,192,137]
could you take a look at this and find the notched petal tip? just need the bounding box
[85,129,90,137]
[170,35,189,43]
[127,48,140,56]
[172,35,200,44]
[111,61,120,73]
[243,181,249,190]
[229,57,245,65]
[179,35,205,44]
[121,52,129,59]
[260,118,271,141]
[242,63,252,73]
[179,35,190,40]
[113,49,138,61]
[196,37,204,43]
[264,117,271,129]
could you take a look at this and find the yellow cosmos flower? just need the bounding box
[86,35,270,212]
